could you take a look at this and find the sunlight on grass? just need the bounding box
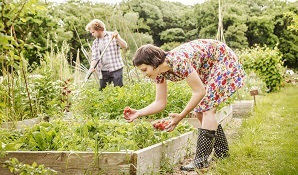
[210,84,298,175]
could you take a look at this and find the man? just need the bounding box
[85,19,128,90]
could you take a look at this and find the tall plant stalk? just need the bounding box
[11,24,34,118]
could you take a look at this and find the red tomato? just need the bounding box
[123,107,130,113]
[153,119,170,131]
[123,106,131,120]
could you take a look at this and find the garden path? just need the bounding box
[170,117,243,175]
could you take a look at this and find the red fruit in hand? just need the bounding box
[123,107,130,113]
[153,119,170,131]
[123,106,131,120]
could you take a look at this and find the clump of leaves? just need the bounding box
[238,45,285,92]
[3,158,57,175]
[0,119,194,152]
[72,80,192,120]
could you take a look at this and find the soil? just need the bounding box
[169,117,243,175]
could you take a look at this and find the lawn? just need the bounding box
[211,84,298,175]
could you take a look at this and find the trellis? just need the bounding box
[216,0,225,43]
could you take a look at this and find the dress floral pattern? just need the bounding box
[155,39,245,112]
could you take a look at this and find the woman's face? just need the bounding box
[137,64,159,79]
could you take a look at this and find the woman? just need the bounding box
[124,39,245,172]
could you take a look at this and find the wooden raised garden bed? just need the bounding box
[0,131,196,175]
[0,103,242,174]
[232,100,254,117]
[185,104,233,128]
[1,117,42,129]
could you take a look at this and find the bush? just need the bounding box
[238,45,285,92]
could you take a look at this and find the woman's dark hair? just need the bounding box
[133,44,166,69]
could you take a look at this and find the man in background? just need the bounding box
[85,19,128,90]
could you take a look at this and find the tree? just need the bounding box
[274,10,298,69]
[225,24,248,49]
[285,11,298,32]
[51,0,116,65]
[160,28,186,43]
[194,0,219,38]
[194,0,249,49]
[126,0,164,45]
[246,15,279,47]
[0,0,60,65]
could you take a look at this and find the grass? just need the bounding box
[211,84,298,175]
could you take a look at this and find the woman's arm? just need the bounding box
[137,81,168,117]
[124,81,168,122]
[174,71,206,122]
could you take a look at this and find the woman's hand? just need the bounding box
[165,113,183,132]
[123,106,140,122]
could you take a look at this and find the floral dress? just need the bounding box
[155,39,246,112]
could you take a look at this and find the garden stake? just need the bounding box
[81,36,115,89]
[250,89,259,106]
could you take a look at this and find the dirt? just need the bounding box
[169,117,243,175]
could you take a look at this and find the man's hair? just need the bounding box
[133,44,166,69]
[85,19,106,31]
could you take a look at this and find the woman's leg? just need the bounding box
[202,108,229,159]
[199,108,230,159]
[194,108,229,157]
[214,124,229,159]
[201,107,218,130]
[194,112,203,124]
[181,108,217,171]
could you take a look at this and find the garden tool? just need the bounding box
[81,35,115,89]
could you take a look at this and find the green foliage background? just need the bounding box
[72,81,192,120]
[0,0,297,121]
[1,0,298,69]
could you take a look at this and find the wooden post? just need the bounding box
[250,89,259,106]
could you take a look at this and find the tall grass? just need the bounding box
[211,84,298,175]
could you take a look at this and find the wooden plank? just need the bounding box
[182,118,201,128]
[1,117,42,129]
[219,112,233,128]
[232,100,254,117]
[131,131,197,175]
[0,151,132,175]
[184,104,233,128]
[217,105,233,127]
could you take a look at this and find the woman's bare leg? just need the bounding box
[202,107,218,130]
[194,112,203,126]
[181,107,218,171]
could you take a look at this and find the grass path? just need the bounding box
[211,85,298,175]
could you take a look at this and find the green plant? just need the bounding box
[159,152,175,174]
[0,73,64,122]
[3,158,57,175]
[238,45,285,92]
[72,80,192,120]
[0,118,194,152]
[61,79,72,113]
